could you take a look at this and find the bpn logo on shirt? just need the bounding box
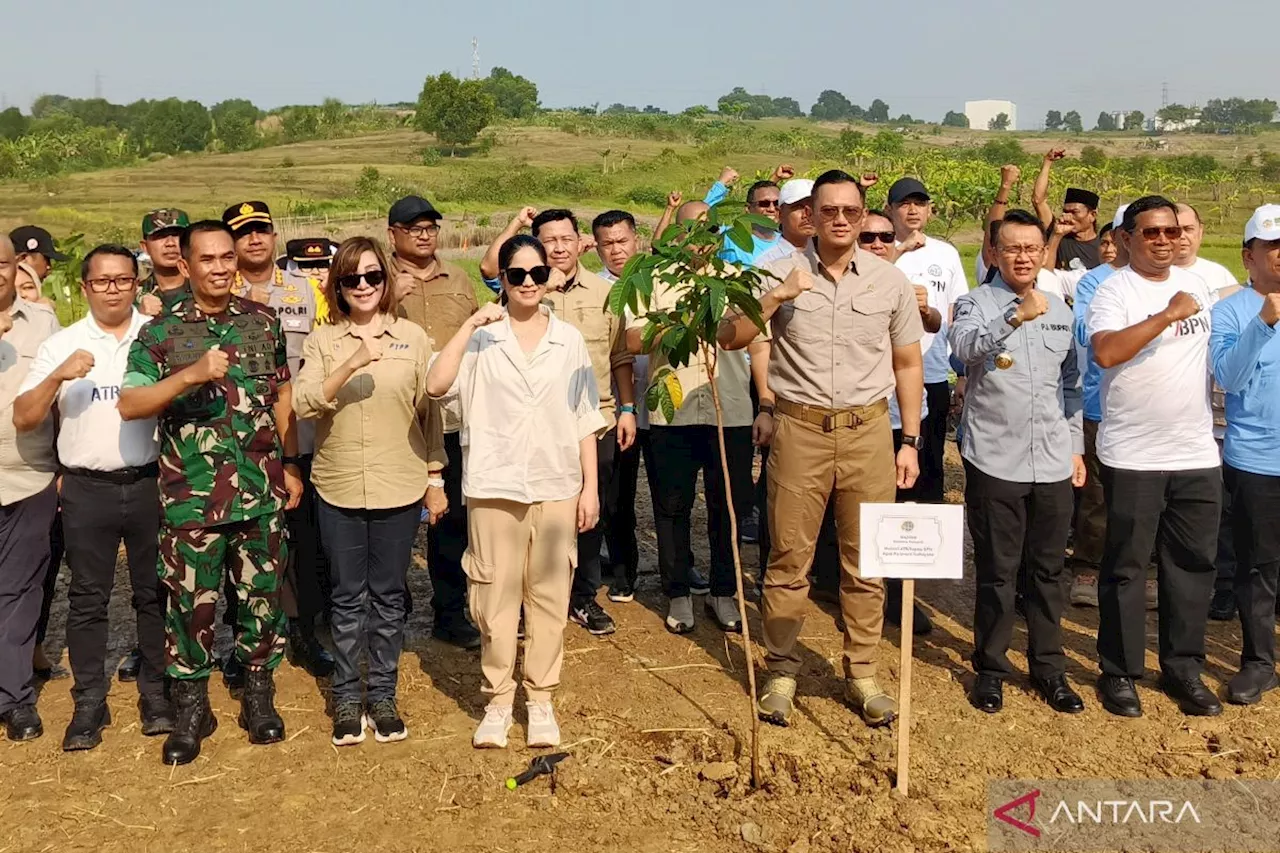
[1172,315,1211,337]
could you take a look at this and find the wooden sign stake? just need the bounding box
[896,578,915,797]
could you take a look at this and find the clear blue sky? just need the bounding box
[2,0,1275,128]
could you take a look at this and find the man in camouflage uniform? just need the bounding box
[137,208,192,317]
[219,203,335,681]
[119,220,303,765]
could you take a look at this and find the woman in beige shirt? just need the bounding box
[293,237,446,748]
[427,235,605,751]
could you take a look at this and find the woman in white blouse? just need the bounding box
[427,234,604,750]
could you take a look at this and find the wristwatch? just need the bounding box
[427,476,446,489]
[900,435,924,450]
[618,404,637,415]
[759,402,775,416]
[1003,305,1023,328]
[282,456,304,466]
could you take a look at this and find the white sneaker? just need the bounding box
[473,703,514,749]
[526,701,561,748]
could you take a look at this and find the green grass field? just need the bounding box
[2,120,1269,285]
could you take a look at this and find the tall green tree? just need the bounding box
[1044,110,1063,130]
[988,112,1010,131]
[810,89,857,121]
[1094,111,1118,131]
[0,107,29,140]
[867,98,891,123]
[414,72,497,152]
[1123,110,1145,131]
[211,99,262,151]
[483,67,540,119]
[135,98,212,154]
[30,94,70,118]
[942,110,969,128]
[1062,110,1084,133]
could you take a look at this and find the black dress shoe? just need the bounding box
[62,701,111,751]
[1,705,43,741]
[287,622,335,678]
[1226,668,1280,706]
[1158,672,1223,717]
[432,614,482,650]
[1034,674,1085,714]
[117,648,142,683]
[884,595,934,636]
[1208,589,1236,622]
[1098,674,1143,718]
[140,693,176,736]
[968,674,1003,713]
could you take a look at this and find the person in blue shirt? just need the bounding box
[1209,204,1280,706]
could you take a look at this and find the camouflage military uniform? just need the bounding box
[122,295,291,679]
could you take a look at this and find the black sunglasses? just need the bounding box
[337,270,386,290]
[858,231,896,245]
[505,265,552,286]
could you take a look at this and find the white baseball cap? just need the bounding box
[1111,203,1129,232]
[1244,204,1280,243]
[778,179,815,206]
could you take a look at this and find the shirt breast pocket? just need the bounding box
[778,293,827,343]
[848,293,893,346]
[571,306,611,347]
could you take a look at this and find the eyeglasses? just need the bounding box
[336,270,386,290]
[818,206,864,223]
[1138,226,1184,242]
[85,276,138,293]
[998,244,1046,258]
[505,265,552,287]
[751,199,780,210]
[397,223,440,239]
[858,231,895,245]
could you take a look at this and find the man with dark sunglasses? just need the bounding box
[1085,195,1222,719]
[220,201,336,682]
[387,194,483,651]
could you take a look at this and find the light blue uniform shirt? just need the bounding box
[1210,285,1280,477]
[1072,263,1119,422]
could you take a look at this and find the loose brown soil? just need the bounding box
[1,449,1264,853]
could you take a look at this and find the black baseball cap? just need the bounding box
[388,196,442,226]
[887,178,930,206]
[8,226,68,261]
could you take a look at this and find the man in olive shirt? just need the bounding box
[720,170,925,728]
[388,195,482,650]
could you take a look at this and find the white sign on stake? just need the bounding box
[858,502,965,798]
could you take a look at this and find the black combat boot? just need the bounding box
[162,679,217,765]
[238,668,285,745]
[287,620,335,678]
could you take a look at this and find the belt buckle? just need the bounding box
[822,411,861,432]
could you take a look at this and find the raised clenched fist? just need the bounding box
[913,285,929,314]
[0,312,13,337]
[899,231,926,253]
[1000,164,1021,187]
[470,302,506,327]
[1045,148,1066,162]
[772,164,796,182]
[773,267,814,303]
[57,349,95,381]
[348,337,384,370]
[718,167,739,187]
[515,206,538,228]
[859,172,879,190]
[189,347,230,384]
[1163,291,1201,324]
[667,191,682,209]
[139,293,163,317]
[1261,292,1280,328]
[1016,290,1050,323]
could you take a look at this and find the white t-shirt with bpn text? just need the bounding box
[1184,256,1237,293]
[894,237,969,385]
[1085,265,1218,471]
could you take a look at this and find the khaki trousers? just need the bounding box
[464,497,578,705]
[762,410,896,678]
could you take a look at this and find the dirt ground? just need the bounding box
[1,448,1266,853]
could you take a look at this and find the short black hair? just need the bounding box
[1099,222,1114,238]
[746,180,778,205]
[996,209,1048,245]
[531,209,578,238]
[498,234,548,272]
[81,244,139,281]
[1121,195,1178,233]
[810,169,867,202]
[592,210,636,235]
[180,220,234,258]
[865,208,891,221]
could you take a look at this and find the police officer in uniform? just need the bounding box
[949,209,1087,715]
[119,220,304,764]
[220,203,335,680]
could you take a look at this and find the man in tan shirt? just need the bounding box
[479,208,637,636]
[720,169,925,728]
[384,195,483,650]
[0,233,61,741]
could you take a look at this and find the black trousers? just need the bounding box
[0,483,57,714]
[35,510,63,646]
[1214,477,1236,594]
[426,432,471,621]
[964,461,1074,679]
[318,498,418,704]
[607,432,645,588]
[1226,464,1280,672]
[573,429,617,608]
[61,472,166,702]
[1097,465,1220,680]
[285,457,330,627]
[650,425,753,598]
[914,380,951,504]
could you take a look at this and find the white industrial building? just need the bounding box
[965,99,1018,131]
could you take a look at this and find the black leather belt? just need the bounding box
[62,463,159,485]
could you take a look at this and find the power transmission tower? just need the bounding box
[472,38,480,80]
[1161,82,1169,109]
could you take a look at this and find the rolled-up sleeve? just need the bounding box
[888,281,925,347]
[292,330,337,419]
[949,293,1016,365]
[415,347,447,471]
